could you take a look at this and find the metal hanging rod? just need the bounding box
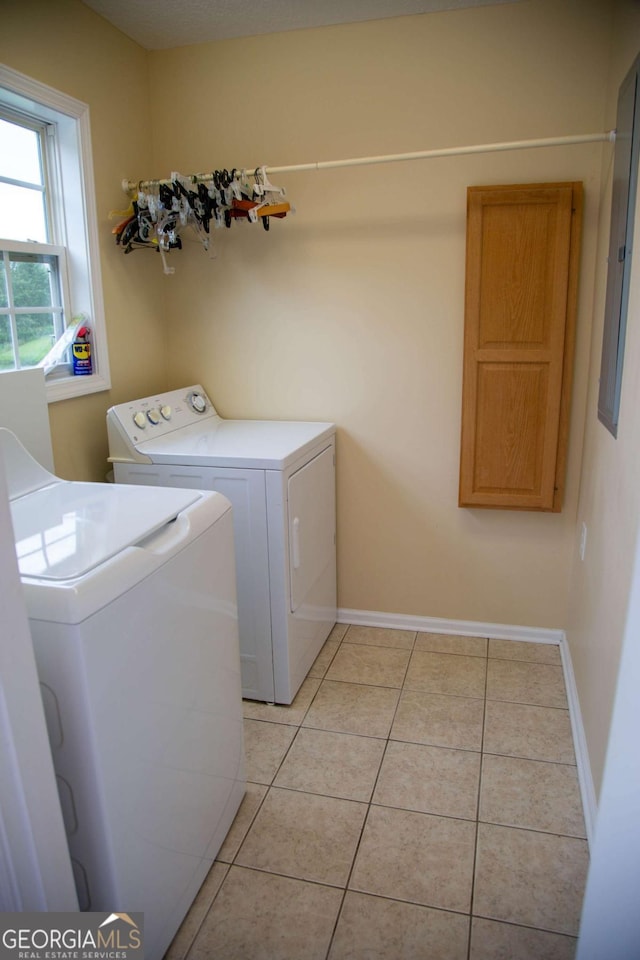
[122,131,615,193]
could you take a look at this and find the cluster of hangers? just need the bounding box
[111,166,292,274]
[115,132,614,275]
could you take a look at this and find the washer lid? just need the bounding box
[11,480,200,581]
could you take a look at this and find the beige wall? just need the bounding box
[566,0,640,795]
[0,0,166,480]
[147,0,611,628]
[2,0,635,796]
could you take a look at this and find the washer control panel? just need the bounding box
[108,385,219,447]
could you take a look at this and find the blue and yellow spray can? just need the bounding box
[72,325,92,376]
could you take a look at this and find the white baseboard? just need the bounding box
[559,635,598,845]
[337,606,596,845]
[337,607,564,645]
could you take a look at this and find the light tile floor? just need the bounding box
[166,625,589,960]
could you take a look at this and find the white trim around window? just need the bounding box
[0,63,111,402]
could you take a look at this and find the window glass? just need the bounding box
[11,252,58,307]
[17,311,56,367]
[0,259,6,307]
[0,116,47,243]
[0,117,43,183]
[0,251,64,371]
[0,315,11,370]
[0,181,47,243]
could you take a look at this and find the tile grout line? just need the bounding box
[180,863,230,960]
[466,636,491,960]
[207,640,342,955]
[323,630,418,960]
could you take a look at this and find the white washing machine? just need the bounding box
[107,385,337,704]
[2,428,245,960]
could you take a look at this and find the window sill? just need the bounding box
[46,370,111,403]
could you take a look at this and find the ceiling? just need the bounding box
[81,0,517,50]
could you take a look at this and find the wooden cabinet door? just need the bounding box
[459,182,582,512]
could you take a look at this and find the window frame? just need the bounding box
[0,64,110,402]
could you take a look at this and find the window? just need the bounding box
[0,65,110,401]
[598,52,640,437]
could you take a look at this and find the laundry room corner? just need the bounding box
[143,0,611,633]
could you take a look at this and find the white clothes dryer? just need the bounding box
[2,428,245,960]
[107,385,337,704]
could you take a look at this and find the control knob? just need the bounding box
[147,408,161,425]
[189,391,207,413]
[132,411,146,430]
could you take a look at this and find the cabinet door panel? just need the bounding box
[474,362,548,503]
[459,182,582,511]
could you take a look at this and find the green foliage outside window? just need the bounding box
[0,258,59,368]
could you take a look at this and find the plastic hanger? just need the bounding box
[250,166,291,223]
[115,164,293,268]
